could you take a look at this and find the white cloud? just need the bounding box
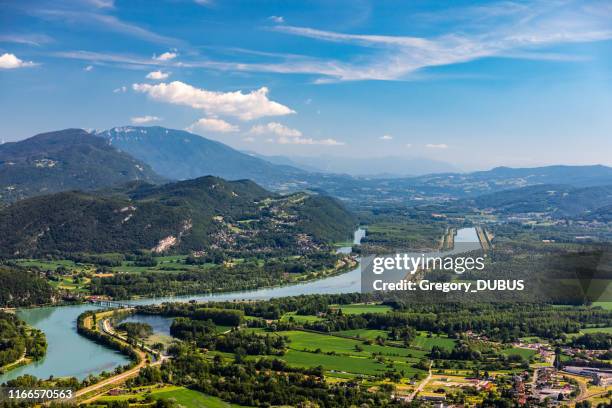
[113,86,127,93]
[34,9,180,46]
[0,53,35,69]
[380,134,393,140]
[405,143,413,148]
[269,15,285,23]
[84,65,94,71]
[0,34,52,46]
[250,122,344,145]
[153,51,177,61]
[131,115,161,124]
[132,81,295,121]
[242,136,255,143]
[223,2,612,82]
[187,118,239,133]
[146,70,170,80]
[250,122,302,138]
[278,136,344,145]
[425,143,449,149]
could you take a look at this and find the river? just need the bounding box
[0,227,476,383]
[0,228,365,382]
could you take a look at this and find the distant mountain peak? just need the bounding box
[0,128,163,203]
[96,125,307,188]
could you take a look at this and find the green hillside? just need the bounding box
[0,176,355,257]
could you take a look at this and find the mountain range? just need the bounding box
[2,126,612,208]
[247,152,460,176]
[469,184,612,218]
[97,126,308,189]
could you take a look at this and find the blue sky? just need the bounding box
[1,0,612,170]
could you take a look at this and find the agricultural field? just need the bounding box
[580,326,612,335]
[500,347,537,360]
[332,328,390,341]
[335,303,393,315]
[413,332,457,352]
[260,330,428,378]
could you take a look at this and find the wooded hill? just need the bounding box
[0,176,355,257]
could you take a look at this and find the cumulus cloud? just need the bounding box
[132,81,295,121]
[84,65,94,71]
[187,118,240,133]
[425,143,449,149]
[153,51,177,61]
[250,122,344,145]
[131,115,161,124]
[113,86,127,93]
[380,134,393,140]
[146,70,170,80]
[268,15,285,23]
[0,53,35,69]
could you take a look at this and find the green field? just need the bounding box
[412,333,456,352]
[282,330,427,359]
[277,350,424,377]
[332,329,389,341]
[501,347,537,360]
[580,326,612,335]
[593,301,612,311]
[336,304,393,315]
[152,386,247,408]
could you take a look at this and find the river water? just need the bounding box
[1,227,476,382]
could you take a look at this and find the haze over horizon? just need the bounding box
[1,0,612,171]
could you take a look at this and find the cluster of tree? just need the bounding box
[90,254,350,299]
[0,265,56,307]
[572,332,612,350]
[76,311,140,365]
[127,344,403,407]
[136,293,369,321]
[0,312,27,368]
[115,322,153,340]
[310,303,612,342]
[170,318,286,356]
[0,311,47,369]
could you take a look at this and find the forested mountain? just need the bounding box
[469,184,612,217]
[0,176,355,257]
[97,126,308,189]
[0,129,163,203]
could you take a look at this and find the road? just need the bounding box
[74,315,162,404]
[407,361,433,402]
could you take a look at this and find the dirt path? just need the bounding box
[407,361,433,402]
